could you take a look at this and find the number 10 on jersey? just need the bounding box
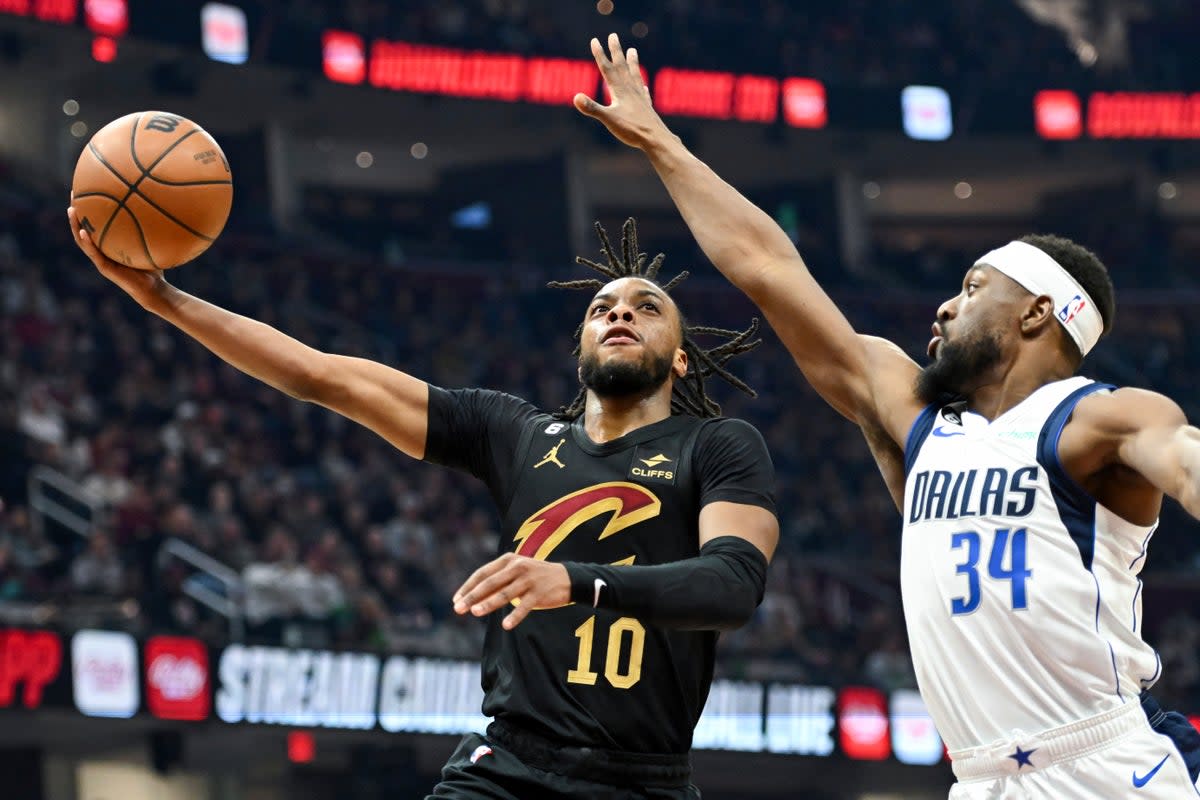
[567,616,645,689]
[949,528,1031,615]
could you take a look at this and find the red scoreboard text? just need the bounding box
[0,0,75,24]
[1036,90,1200,140]
[326,32,823,127]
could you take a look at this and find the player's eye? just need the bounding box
[641,302,659,312]
[591,304,609,315]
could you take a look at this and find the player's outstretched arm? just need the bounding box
[69,207,430,459]
[1075,388,1200,520]
[575,35,920,432]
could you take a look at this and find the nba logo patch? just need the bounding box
[1058,295,1086,324]
[469,745,493,764]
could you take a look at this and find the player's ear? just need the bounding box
[672,347,687,378]
[1020,294,1056,336]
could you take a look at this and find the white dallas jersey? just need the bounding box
[901,376,1161,752]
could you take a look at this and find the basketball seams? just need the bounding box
[127,191,218,242]
[92,122,212,248]
[129,112,146,172]
[128,127,221,240]
[86,142,134,188]
[143,176,233,187]
[85,143,132,248]
[135,128,202,178]
[128,113,202,176]
[119,204,159,270]
[72,191,126,202]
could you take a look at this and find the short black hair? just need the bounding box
[1018,233,1116,358]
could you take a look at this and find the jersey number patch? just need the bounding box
[950,528,1031,615]
[567,616,646,689]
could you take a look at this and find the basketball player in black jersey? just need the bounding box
[68,207,780,799]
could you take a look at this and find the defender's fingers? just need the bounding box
[589,37,610,69]
[574,92,607,118]
[627,47,644,85]
[608,33,626,66]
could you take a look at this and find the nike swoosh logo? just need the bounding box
[932,426,966,438]
[1132,754,1170,788]
[593,578,606,608]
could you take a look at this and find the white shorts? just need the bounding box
[948,696,1200,799]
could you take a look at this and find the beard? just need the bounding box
[916,330,1004,405]
[579,349,675,398]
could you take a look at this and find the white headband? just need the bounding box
[975,240,1103,357]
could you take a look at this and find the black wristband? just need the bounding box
[561,536,768,631]
[565,562,606,607]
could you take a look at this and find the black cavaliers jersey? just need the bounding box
[424,387,775,755]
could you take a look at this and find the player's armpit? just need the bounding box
[304,354,430,459]
[859,416,907,513]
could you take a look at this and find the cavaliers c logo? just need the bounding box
[513,482,661,561]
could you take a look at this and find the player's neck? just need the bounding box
[581,390,673,444]
[965,359,1074,420]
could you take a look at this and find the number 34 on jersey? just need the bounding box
[948,527,1031,616]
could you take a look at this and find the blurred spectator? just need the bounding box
[70,532,125,596]
[2,505,60,574]
[17,384,66,448]
[0,542,28,600]
[81,448,133,508]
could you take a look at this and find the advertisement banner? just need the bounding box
[838,686,890,761]
[0,627,963,765]
[0,629,64,710]
[145,636,210,721]
[72,630,138,718]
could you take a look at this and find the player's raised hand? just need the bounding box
[452,552,571,630]
[68,205,165,304]
[574,33,669,150]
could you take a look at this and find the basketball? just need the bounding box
[71,110,232,270]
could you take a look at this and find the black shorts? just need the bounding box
[426,722,700,800]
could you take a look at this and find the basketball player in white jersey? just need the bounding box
[578,34,1200,798]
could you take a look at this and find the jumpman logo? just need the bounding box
[534,438,567,469]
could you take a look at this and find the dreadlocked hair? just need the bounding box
[548,218,761,420]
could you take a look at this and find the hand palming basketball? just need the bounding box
[71,111,232,270]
